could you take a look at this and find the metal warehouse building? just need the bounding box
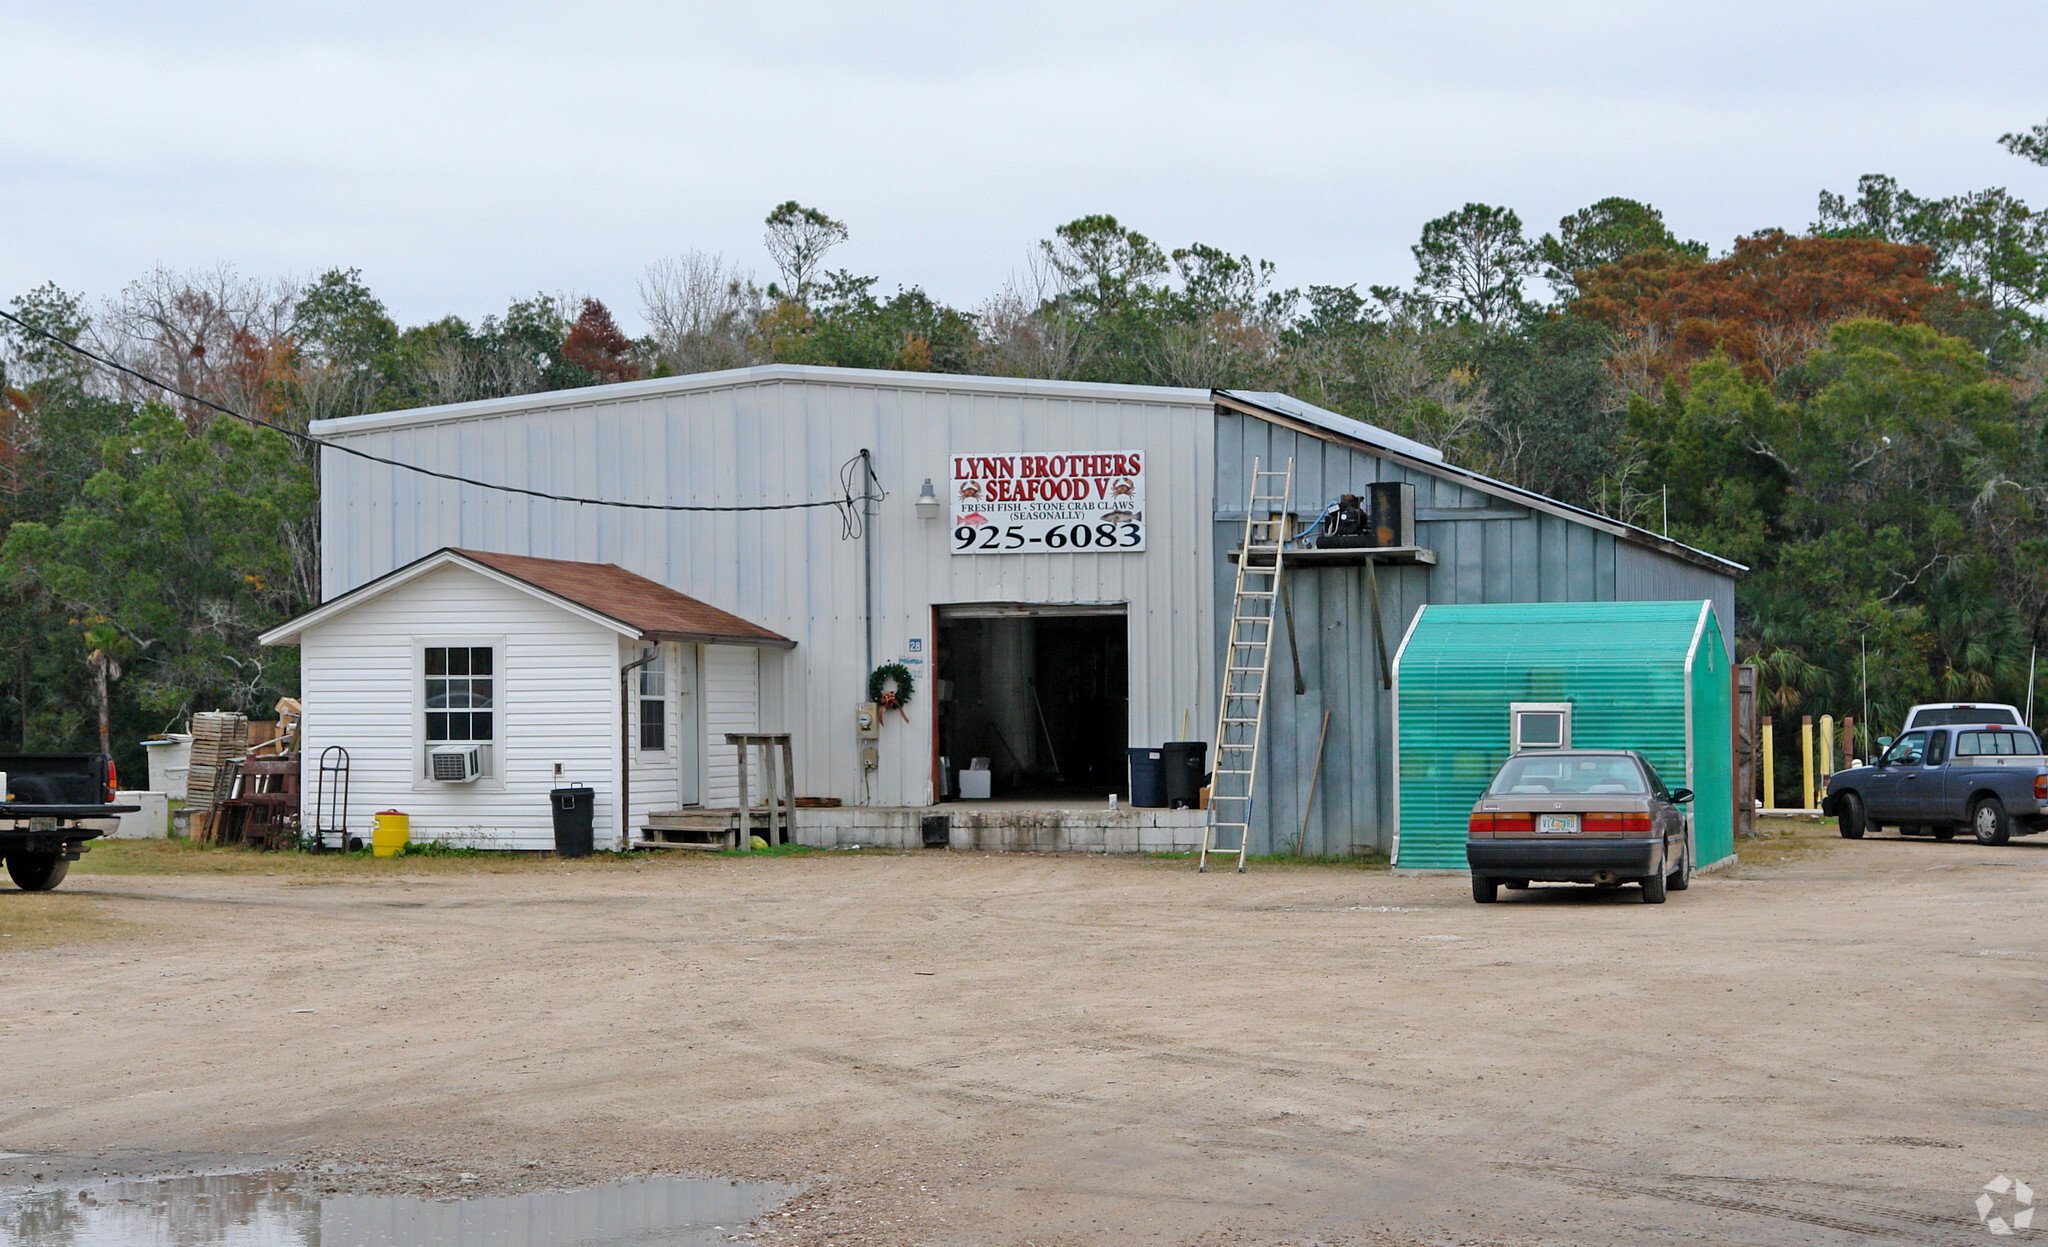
[266,364,1741,857]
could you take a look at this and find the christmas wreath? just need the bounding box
[868,662,916,720]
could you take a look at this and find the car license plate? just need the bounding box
[1537,814,1579,834]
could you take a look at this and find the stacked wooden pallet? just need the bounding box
[187,712,249,841]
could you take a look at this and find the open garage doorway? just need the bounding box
[934,605,1128,802]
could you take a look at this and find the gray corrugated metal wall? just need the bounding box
[314,367,1217,808]
[1615,541,1735,657]
[1214,411,1737,858]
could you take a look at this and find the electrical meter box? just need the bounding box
[857,702,880,740]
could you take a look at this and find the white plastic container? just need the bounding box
[958,758,992,800]
[110,791,170,838]
[143,734,194,799]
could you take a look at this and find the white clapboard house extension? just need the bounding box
[267,363,1739,855]
[259,547,792,849]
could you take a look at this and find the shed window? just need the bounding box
[425,646,494,743]
[638,646,666,752]
[1510,702,1572,751]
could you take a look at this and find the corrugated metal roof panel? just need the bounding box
[1393,601,1708,870]
[1215,390,1446,462]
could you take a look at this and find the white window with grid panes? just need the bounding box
[419,642,500,783]
[637,645,667,752]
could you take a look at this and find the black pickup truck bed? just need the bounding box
[0,753,140,891]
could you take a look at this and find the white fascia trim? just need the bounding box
[259,550,642,646]
[1389,604,1428,869]
[1682,600,1711,799]
[309,365,1215,438]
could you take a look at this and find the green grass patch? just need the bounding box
[719,841,825,857]
[1731,814,1844,872]
[0,889,136,950]
[72,837,723,878]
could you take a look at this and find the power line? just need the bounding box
[0,307,881,516]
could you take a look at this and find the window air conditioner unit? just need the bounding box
[429,745,482,783]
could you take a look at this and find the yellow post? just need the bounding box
[1800,716,1815,811]
[1761,717,1775,810]
[1819,713,1835,777]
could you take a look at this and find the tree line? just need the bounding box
[5,122,2048,783]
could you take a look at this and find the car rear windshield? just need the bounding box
[1911,707,2019,727]
[1954,729,2043,757]
[1489,755,1648,796]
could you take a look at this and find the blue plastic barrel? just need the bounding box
[1127,748,1167,808]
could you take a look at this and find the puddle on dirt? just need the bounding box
[0,1170,791,1246]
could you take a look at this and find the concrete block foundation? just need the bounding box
[790,803,1211,853]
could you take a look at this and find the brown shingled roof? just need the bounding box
[452,549,794,648]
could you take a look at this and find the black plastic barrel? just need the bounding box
[1161,741,1209,809]
[1127,747,1166,808]
[550,785,595,858]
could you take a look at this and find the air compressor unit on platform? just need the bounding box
[1309,481,1415,549]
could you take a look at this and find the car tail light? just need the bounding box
[106,758,118,802]
[2036,774,2046,801]
[1468,812,1494,834]
[1582,812,1652,833]
[1494,812,1534,834]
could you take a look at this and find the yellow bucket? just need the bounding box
[372,810,410,858]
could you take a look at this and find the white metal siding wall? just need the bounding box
[296,565,622,849]
[315,370,1218,807]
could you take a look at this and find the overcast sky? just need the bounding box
[5,1,2046,333]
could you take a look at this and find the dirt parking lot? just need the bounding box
[2,824,2045,1245]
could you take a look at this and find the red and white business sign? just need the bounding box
[950,451,1145,553]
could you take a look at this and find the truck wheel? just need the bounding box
[1640,870,1667,903]
[1836,793,1867,839]
[1972,798,2012,846]
[5,853,69,892]
[1472,875,1499,903]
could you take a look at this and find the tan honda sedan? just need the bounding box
[1465,750,1694,904]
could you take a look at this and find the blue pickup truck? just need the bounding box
[1822,723,2048,845]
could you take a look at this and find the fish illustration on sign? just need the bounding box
[957,511,989,526]
[1100,509,1139,524]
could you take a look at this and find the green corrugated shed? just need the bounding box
[1392,600,1735,872]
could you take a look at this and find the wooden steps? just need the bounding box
[638,808,741,850]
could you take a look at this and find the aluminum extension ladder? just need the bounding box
[1201,457,1293,872]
